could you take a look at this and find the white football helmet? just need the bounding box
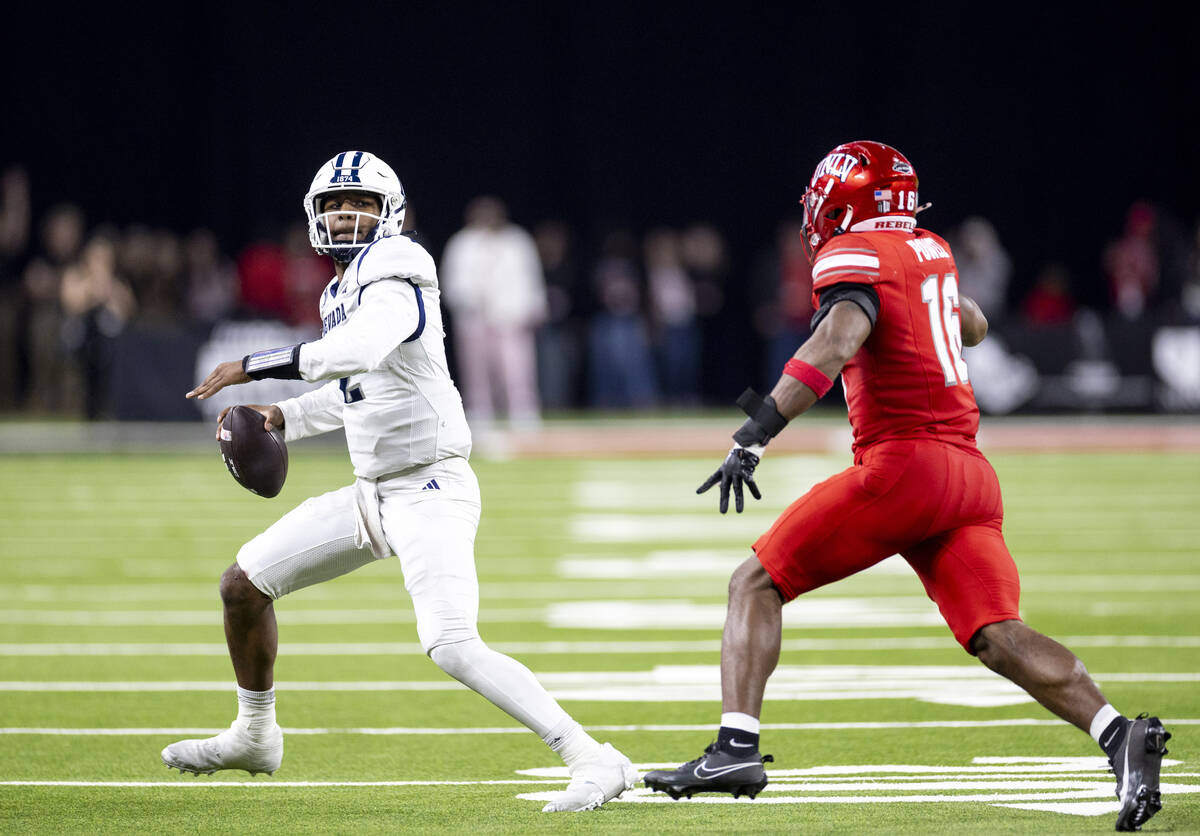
[304,151,406,262]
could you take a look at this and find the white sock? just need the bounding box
[1089,703,1122,744]
[721,712,761,734]
[236,686,276,732]
[430,638,571,739]
[543,717,601,768]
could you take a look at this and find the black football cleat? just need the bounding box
[643,742,773,800]
[1111,714,1171,832]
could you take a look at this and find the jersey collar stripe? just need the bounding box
[346,239,385,291]
[849,217,917,233]
[356,238,383,272]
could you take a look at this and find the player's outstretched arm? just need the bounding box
[770,300,872,419]
[698,301,872,514]
[959,295,988,347]
[187,360,251,401]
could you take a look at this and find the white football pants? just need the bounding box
[235,455,569,736]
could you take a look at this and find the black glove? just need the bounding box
[697,445,762,514]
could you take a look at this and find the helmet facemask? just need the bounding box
[308,194,389,263]
[801,177,845,262]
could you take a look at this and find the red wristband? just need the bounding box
[783,359,834,398]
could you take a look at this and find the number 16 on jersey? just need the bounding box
[921,273,969,386]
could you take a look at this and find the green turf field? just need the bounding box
[0,444,1197,833]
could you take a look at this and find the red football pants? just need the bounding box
[754,439,1021,650]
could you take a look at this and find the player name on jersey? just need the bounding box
[905,237,951,262]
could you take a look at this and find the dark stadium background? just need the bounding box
[3,4,1193,311]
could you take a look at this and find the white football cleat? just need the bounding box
[542,742,638,812]
[161,721,283,776]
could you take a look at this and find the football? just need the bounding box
[218,405,288,498]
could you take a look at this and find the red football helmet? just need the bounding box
[800,141,921,261]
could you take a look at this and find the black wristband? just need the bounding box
[243,344,303,380]
[732,387,788,447]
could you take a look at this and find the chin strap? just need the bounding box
[832,205,855,237]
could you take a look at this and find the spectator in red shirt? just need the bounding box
[1021,263,1077,325]
[236,235,288,321]
[1104,201,1159,320]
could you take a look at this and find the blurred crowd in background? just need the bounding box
[2,164,1200,424]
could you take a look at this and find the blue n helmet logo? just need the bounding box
[331,151,365,184]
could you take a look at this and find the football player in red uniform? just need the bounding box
[643,141,1170,832]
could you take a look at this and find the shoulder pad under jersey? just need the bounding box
[811,233,881,290]
[347,235,439,292]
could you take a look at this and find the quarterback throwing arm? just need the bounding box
[187,237,427,400]
[188,236,468,478]
[246,280,423,383]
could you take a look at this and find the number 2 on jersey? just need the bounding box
[920,273,969,386]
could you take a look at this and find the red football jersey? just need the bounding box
[810,222,979,455]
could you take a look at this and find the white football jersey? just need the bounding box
[274,235,472,478]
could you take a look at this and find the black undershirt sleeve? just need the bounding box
[810,282,881,332]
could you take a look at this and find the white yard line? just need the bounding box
[6,575,1200,602]
[519,788,1175,806]
[0,681,465,692]
[0,609,545,626]
[3,635,1200,656]
[1,669,1196,697]
[14,779,1190,796]
[3,753,1197,820]
[0,780,561,787]
[3,720,1197,735]
[9,602,1199,630]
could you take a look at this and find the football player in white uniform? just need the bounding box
[168,151,636,812]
